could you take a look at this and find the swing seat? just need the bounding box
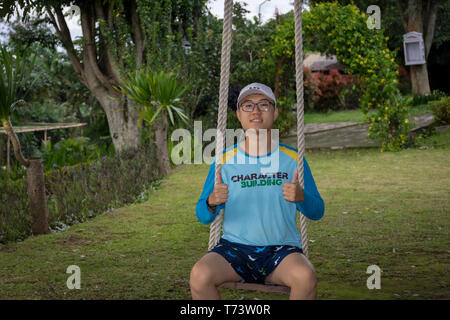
[221,281,290,294]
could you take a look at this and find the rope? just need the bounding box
[209,0,309,259]
[294,0,309,258]
[208,0,233,250]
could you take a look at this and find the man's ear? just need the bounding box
[236,108,241,122]
[274,107,279,121]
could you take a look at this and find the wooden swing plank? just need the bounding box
[220,281,290,294]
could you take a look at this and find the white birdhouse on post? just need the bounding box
[403,32,426,66]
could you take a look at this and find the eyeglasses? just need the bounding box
[239,99,274,112]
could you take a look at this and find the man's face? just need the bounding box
[236,94,278,132]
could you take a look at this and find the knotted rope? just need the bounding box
[209,0,309,259]
[293,0,309,258]
[208,0,233,250]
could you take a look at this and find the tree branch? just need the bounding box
[128,0,146,68]
[2,120,29,167]
[423,1,443,59]
[79,2,115,94]
[46,7,85,85]
[94,1,122,85]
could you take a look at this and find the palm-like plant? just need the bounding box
[0,45,32,166]
[0,46,48,234]
[121,70,189,174]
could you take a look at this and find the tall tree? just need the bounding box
[1,0,206,152]
[121,70,188,174]
[308,0,447,95]
[397,0,446,95]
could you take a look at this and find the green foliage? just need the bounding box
[269,12,295,61]
[264,2,411,149]
[0,177,30,243]
[44,144,160,228]
[304,68,357,112]
[0,45,35,121]
[0,144,160,244]
[366,94,410,151]
[230,2,273,87]
[429,96,450,125]
[274,95,296,137]
[121,70,189,126]
[176,13,222,124]
[14,101,75,125]
[1,148,449,298]
[35,137,105,171]
[137,0,208,70]
[5,15,59,53]
[411,90,446,106]
[301,2,409,151]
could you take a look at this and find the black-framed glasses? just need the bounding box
[239,99,274,112]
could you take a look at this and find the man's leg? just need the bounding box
[265,252,317,300]
[190,252,243,300]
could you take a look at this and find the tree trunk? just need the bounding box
[400,0,445,96]
[27,158,50,235]
[410,64,431,95]
[153,111,170,175]
[273,58,284,99]
[95,94,141,152]
[46,3,144,153]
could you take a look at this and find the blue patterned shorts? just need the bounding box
[209,238,303,284]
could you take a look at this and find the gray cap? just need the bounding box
[237,83,276,109]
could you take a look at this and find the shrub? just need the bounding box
[0,144,161,244]
[274,95,296,137]
[411,90,446,106]
[429,96,450,125]
[36,136,100,171]
[303,2,408,151]
[0,178,30,243]
[304,69,355,112]
[45,144,160,227]
[367,94,410,151]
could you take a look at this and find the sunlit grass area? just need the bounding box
[0,134,448,300]
[305,104,431,124]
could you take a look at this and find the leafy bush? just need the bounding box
[367,94,410,151]
[302,3,408,151]
[0,144,161,244]
[0,160,27,181]
[411,90,446,106]
[35,136,105,171]
[274,95,296,137]
[429,96,450,125]
[304,69,355,112]
[0,178,30,243]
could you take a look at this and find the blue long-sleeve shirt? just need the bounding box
[196,143,324,248]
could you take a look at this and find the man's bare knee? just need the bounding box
[291,266,317,291]
[190,261,215,291]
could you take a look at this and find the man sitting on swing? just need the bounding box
[190,83,325,300]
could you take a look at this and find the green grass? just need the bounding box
[0,133,449,300]
[305,104,431,124]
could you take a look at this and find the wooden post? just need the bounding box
[27,158,50,235]
[44,129,47,142]
[0,134,3,167]
[7,135,10,172]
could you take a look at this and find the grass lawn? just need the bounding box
[305,104,431,124]
[0,131,448,300]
